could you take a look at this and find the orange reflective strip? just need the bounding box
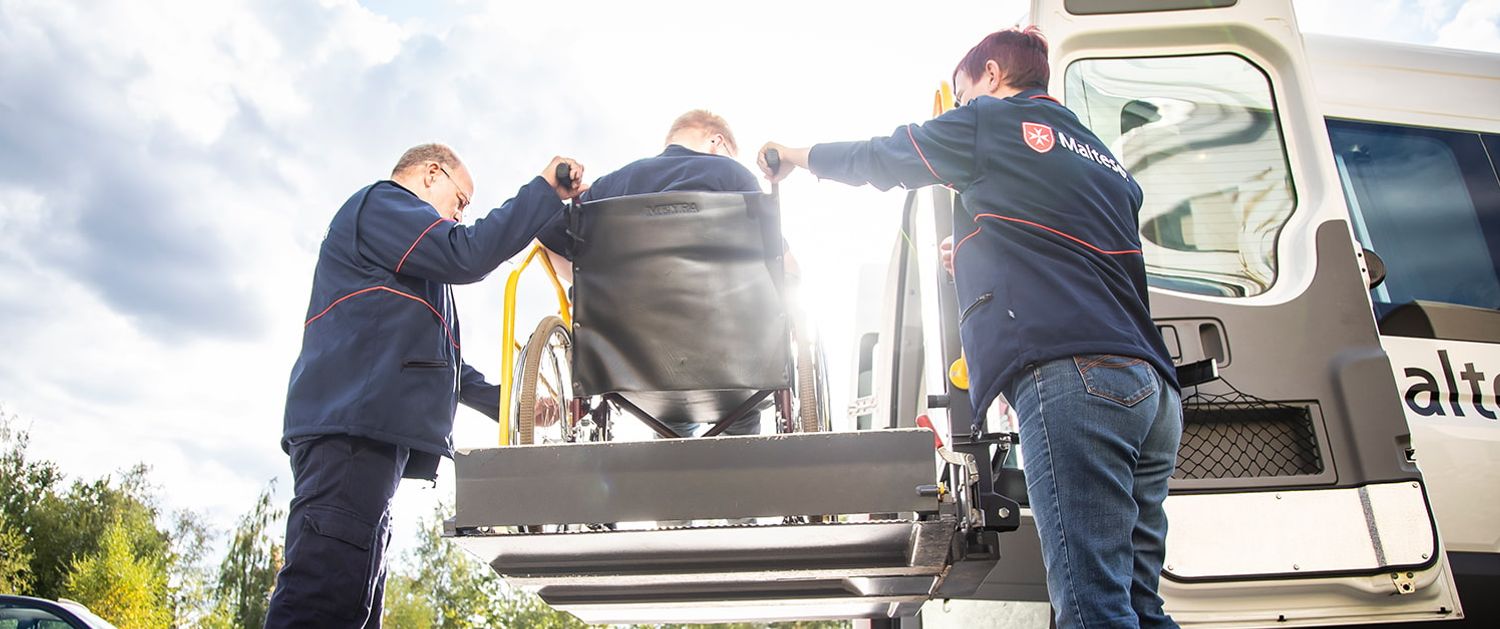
[304,286,460,349]
[906,124,955,190]
[953,226,982,260]
[304,286,384,326]
[395,217,453,274]
[975,213,1141,256]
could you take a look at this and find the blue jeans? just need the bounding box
[660,409,762,438]
[1006,354,1183,629]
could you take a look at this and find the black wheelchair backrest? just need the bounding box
[567,191,793,400]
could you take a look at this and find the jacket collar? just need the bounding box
[1015,88,1060,104]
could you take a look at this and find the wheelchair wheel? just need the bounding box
[515,315,573,446]
[794,327,830,433]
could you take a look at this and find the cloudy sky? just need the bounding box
[2,0,1497,561]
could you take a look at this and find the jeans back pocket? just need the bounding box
[1074,353,1157,407]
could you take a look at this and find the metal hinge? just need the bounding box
[846,396,878,419]
[1390,570,1417,595]
[934,445,982,524]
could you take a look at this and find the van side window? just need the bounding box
[1327,120,1500,314]
[1064,54,1296,298]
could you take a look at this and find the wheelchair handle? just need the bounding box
[555,162,573,189]
[764,148,782,177]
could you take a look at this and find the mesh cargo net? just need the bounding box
[1174,380,1324,480]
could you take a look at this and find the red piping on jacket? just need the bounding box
[304,286,460,349]
[954,227,982,259]
[955,213,1142,258]
[907,125,956,190]
[1029,93,1061,104]
[395,217,453,274]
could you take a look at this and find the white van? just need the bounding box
[849,1,1498,626]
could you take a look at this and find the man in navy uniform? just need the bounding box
[535,109,771,438]
[760,27,1182,628]
[266,144,586,627]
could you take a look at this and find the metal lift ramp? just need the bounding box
[446,429,1003,624]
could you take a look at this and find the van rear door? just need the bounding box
[1027,0,1463,624]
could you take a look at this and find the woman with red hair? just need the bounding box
[761,27,1182,629]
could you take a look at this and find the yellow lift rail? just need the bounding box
[934,80,955,116]
[499,244,571,446]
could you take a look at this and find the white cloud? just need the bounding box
[1417,0,1462,30]
[0,0,424,539]
[1436,0,1500,52]
[1294,0,1460,43]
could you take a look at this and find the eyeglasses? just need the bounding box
[437,164,470,212]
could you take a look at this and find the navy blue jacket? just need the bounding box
[537,144,761,255]
[809,89,1177,417]
[284,177,565,462]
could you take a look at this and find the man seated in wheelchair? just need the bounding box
[530,110,803,439]
[535,108,759,274]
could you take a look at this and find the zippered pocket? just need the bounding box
[960,292,994,324]
[402,359,451,369]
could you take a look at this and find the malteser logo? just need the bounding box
[1056,130,1132,181]
[647,202,699,216]
[1022,122,1054,153]
[1402,349,1498,420]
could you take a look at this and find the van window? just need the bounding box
[1327,120,1500,313]
[1064,54,1296,297]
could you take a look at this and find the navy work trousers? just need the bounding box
[265,435,408,628]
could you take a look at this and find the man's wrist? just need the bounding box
[791,147,812,168]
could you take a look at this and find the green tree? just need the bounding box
[63,515,173,628]
[23,464,172,601]
[2,407,226,625]
[0,509,31,593]
[166,508,219,627]
[380,504,850,629]
[383,503,589,628]
[382,574,436,629]
[486,586,592,629]
[202,483,284,629]
[0,408,61,595]
[386,503,515,628]
[3,408,170,600]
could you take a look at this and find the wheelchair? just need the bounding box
[498,189,829,447]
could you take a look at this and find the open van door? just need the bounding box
[1023,0,1463,624]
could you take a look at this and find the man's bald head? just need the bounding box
[390,143,474,221]
[392,143,463,177]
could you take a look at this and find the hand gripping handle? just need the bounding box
[764,148,781,177]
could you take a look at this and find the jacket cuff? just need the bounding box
[526,175,567,215]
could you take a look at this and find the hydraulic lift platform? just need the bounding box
[446,428,1013,624]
